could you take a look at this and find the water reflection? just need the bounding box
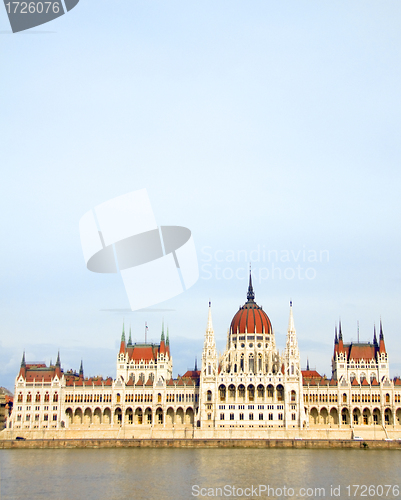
[1,448,400,499]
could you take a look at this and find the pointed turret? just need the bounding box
[19,351,26,378]
[161,321,165,342]
[288,300,295,333]
[55,351,62,378]
[119,323,126,355]
[338,320,344,352]
[194,356,198,371]
[379,319,386,354]
[128,326,132,347]
[246,267,255,302]
[373,324,378,347]
[206,301,214,333]
[306,358,310,371]
[79,360,84,379]
[284,300,300,377]
[166,326,170,356]
[160,321,166,355]
[202,302,217,365]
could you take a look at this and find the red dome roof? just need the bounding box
[230,274,272,335]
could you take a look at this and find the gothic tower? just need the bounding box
[199,301,218,428]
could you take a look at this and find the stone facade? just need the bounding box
[3,277,401,440]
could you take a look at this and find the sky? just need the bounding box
[1,0,401,391]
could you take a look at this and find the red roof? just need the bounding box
[182,370,200,379]
[302,370,322,380]
[347,344,376,361]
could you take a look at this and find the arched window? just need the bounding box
[291,390,296,402]
[26,392,32,403]
[342,393,347,403]
[35,392,40,402]
[207,390,212,402]
[53,393,58,403]
[386,393,390,403]
[249,356,254,373]
[208,364,211,375]
[116,393,121,403]
[158,393,162,403]
[44,392,49,402]
[17,393,23,403]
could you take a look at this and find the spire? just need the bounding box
[379,318,386,354]
[119,323,126,355]
[337,319,344,353]
[247,265,255,302]
[55,350,61,378]
[166,326,169,346]
[128,326,132,346]
[79,360,83,378]
[206,301,214,333]
[373,324,378,346]
[194,356,198,371]
[334,325,338,344]
[288,300,295,332]
[161,321,165,342]
[306,357,310,371]
[19,351,27,378]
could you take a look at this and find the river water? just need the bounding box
[0,448,400,500]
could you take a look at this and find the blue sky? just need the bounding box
[1,0,400,390]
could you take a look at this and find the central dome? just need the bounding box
[230,273,272,335]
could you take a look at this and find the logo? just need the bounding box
[79,189,199,311]
[3,0,79,33]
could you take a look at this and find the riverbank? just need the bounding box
[1,438,401,449]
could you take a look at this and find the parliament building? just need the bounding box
[3,275,401,440]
